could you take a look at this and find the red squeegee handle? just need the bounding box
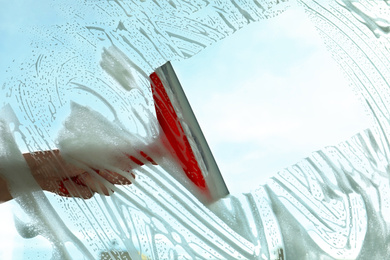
[150,72,208,191]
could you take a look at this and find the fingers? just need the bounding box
[126,150,157,167]
[76,172,111,196]
[29,148,147,199]
[56,172,113,198]
[47,149,148,199]
[57,179,94,199]
[53,169,136,199]
[40,178,94,199]
[96,169,134,185]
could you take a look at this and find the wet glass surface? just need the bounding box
[1,0,390,259]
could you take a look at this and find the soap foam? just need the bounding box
[58,102,147,171]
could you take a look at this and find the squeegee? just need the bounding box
[149,62,229,204]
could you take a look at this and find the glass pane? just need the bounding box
[1,0,389,259]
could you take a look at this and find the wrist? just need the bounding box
[0,175,12,203]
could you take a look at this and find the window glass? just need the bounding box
[0,0,389,259]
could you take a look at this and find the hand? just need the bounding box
[22,149,134,199]
[0,148,157,203]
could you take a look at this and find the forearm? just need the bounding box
[0,151,44,204]
[0,175,12,203]
[0,150,66,203]
[0,151,40,204]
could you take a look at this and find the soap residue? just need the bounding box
[1,0,390,259]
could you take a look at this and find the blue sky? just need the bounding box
[172,7,370,194]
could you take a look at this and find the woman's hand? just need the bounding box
[0,150,134,203]
[24,149,134,199]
